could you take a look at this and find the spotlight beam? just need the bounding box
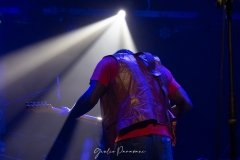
[0,16,115,92]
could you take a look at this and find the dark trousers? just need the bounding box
[95,135,173,160]
[111,135,173,160]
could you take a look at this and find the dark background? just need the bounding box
[0,0,240,159]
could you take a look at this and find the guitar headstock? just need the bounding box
[25,101,54,113]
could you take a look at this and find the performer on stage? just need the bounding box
[64,49,192,160]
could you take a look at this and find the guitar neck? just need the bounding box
[26,101,102,123]
[79,114,102,122]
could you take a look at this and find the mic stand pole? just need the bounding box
[217,0,238,159]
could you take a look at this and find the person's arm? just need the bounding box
[68,56,118,119]
[68,80,106,120]
[46,56,117,119]
[169,87,193,116]
[163,65,192,117]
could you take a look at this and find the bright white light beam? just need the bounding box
[117,10,126,19]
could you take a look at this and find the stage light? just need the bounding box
[117,10,126,18]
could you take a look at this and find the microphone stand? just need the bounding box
[217,0,238,159]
